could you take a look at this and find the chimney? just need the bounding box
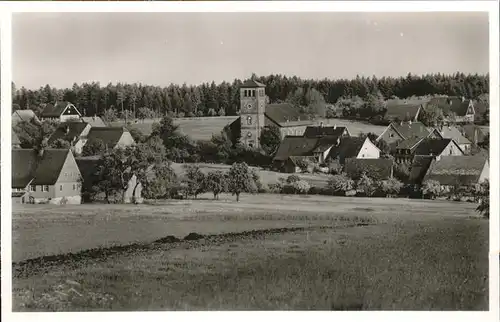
[333,124,337,130]
[461,96,465,102]
[400,120,403,126]
[65,125,70,134]
[320,122,323,128]
[435,155,441,162]
[408,120,412,125]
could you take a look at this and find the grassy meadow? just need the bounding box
[12,194,488,311]
[110,117,387,141]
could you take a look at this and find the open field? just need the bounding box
[110,117,386,141]
[171,162,330,187]
[12,194,488,310]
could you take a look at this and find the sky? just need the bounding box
[12,12,489,89]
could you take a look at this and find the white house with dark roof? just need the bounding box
[423,155,489,189]
[430,125,472,154]
[12,148,82,204]
[40,101,82,122]
[86,127,135,151]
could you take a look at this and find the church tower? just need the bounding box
[239,80,266,148]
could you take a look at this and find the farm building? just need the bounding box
[86,127,135,150]
[48,122,92,155]
[303,125,350,138]
[40,101,82,122]
[327,137,380,164]
[460,124,488,146]
[408,155,435,185]
[12,148,82,205]
[422,155,489,189]
[75,156,143,204]
[12,109,40,125]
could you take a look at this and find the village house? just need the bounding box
[12,109,40,125]
[76,156,143,204]
[430,125,472,154]
[422,155,489,191]
[48,122,92,155]
[426,96,485,124]
[86,127,136,150]
[384,101,424,123]
[272,134,380,173]
[413,138,464,158]
[40,101,82,122]
[12,148,82,205]
[376,121,436,148]
[303,124,350,138]
[460,124,488,146]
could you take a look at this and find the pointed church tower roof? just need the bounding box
[240,79,266,88]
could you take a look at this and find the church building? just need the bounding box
[227,79,318,148]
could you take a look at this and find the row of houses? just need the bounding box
[271,121,489,190]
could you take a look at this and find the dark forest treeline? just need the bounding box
[12,72,489,118]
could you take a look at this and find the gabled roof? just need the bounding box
[414,138,462,156]
[12,110,39,124]
[87,127,130,148]
[460,124,487,145]
[427,96,473,117]
[327,137,368,163]
[303,125,349,138]
[344,158,394,180]
[273,136,318,161]
[81,116,107,127]
[12,130,21,146]
[12,149,72,187]
[48,122,90,144]
[391,122,430,140]
[289,156,318,166]
[436,126,471,145]
[312,136,342,153]
[240,79,266,88]
[264,103,313,126]
[408,155,434,184]
[384,103,422,121]
[423,155,488,186]
[396,137,425,150]
[41,101,81,118]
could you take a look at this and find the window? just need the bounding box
[60,184,63,191]
[73,184,76,190]
[42,185,49,192]
[30,185,36,192]
[247,116,252,125]
[389,133,394,138]
[252,90,256,97]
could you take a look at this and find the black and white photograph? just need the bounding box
[1,1,499,317]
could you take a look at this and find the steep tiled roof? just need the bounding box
[344,158,394,180]
[423,155,488,186]
[460,124,487,145]
[312,136,342,153]
[427,96,472,117]
[12,149,71,187]
[240,79,266,88]
[327,137,367,164]
[384,103,422,121]
[303,125,348,138]
[48,122,89,144]
[264,103,312,126]
[391,122,430,140]
[396,137,424,150]
[414,138,460,156]
[87,127,129,148]
[408,155,434,184]
[273,136,318,161]
[12,110,39,124]
[41,101,80,118]
[289,156,318,166]
[436,126,471,145]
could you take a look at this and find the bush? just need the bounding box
[327,174,354,196]
[286,175,301,184]
[422,180,441,199]
[393,162,410,183]
[356,174,377,197]
[378,178,403,197]
[292,180,310,194]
